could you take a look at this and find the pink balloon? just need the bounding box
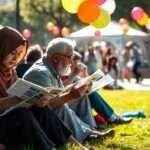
[95,0,106,5]
[131,7,144,21]
[22,29,32,39]
[94,30,101,37]
[52,26,60,36]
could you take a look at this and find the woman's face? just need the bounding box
[2,45,26,69]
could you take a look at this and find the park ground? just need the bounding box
[67,89,150,150]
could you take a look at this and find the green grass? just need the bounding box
[67,89,150,150]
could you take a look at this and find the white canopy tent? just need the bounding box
[69,21,150,62]
[70,21,147,37]
[69,21,150,77]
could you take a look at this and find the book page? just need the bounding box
[90,74,114,93]
[74,69,105,88]
[7,78,49,99]
[2,70,114,117]
[72,69,114,92]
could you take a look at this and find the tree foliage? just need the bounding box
[20,0,82,29]
[0,0,149,45]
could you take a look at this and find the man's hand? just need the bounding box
[69,80,92,100]
[34,94,50,107]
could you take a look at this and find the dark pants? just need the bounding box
[0,106,71,150]
[132,61,142,83]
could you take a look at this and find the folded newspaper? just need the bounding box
[0,69,114,116]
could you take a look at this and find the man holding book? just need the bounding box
[23,38,114,143]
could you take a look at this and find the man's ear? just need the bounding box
[53,54,59,63]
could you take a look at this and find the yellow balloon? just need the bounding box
[91,9,111,28]
[46,22,54,31]
[145,18,150,30]
[61,0,84,14]
[137,13,149,26]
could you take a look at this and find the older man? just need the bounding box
[23,38,113,143]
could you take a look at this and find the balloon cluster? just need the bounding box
[131,6,150,29]
[22,29,32,39]
[46,22,70,37]
[118,18,129,35]
[61,0,116,29]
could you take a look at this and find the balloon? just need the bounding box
[122,24,129,35]
[95,0,106,5]
[52,26,60,36]
[61,27,70,37]
[118,18,128,26]
[145,18,150,30]
[101,0,116,15]
[61,0,84,14]
[131,7,144,21]
[137,13,149,26]
[22,29,32,39]
[91,9,111,28]
[77,0,100,23]
[94,30,101,37]
[46,22,54,31]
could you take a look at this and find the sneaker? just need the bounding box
[110,116,133,124]
[86,129,115,141]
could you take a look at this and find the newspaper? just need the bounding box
[0,79,73,116]
[0,69,114,116]
[7,78,73,100]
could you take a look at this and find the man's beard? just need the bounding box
[57,63,71,76]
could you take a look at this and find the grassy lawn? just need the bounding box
[67,89,150,150]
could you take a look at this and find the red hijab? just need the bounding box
[0,26,28,97]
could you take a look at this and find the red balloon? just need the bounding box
[94,30,101,37]
[131,7,144,21]
[52,26,60,36]
[95,0,106,5]
[22,29,32,39]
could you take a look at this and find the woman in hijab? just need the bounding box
[0,26,71,150]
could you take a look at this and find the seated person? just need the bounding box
[16,44,43,78]
[64,51,132,125]
[104,55,123,89]
[23,38,114,143]
[0,26,74,150]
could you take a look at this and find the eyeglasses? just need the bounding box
[55,53,73,60]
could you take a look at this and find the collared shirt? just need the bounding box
[23,57,64,88]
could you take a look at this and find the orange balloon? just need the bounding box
[61,27,70,37]
[77,0,100,23]
[122,24,129,35]
[118,18,128,26]
[137,13,149,26]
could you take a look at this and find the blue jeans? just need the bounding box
[89,92,114,121]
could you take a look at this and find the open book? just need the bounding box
[7,78,74,100]
[0,69,114,116]
[73,69,114,93]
